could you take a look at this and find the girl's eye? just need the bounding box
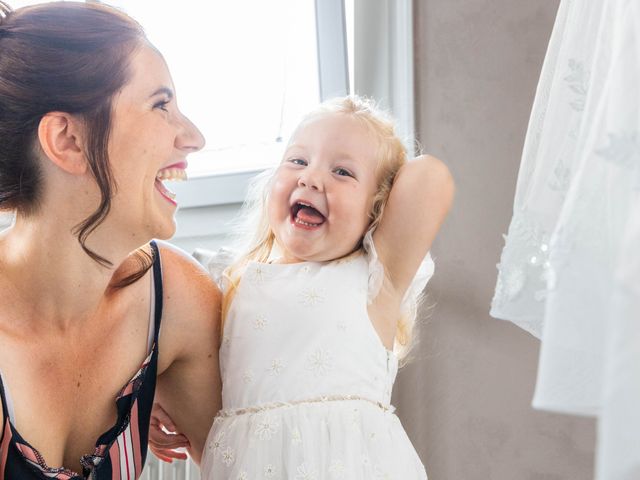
[290,158,307,166]
[334,167,354,177]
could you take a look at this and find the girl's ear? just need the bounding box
[37,112,88,175]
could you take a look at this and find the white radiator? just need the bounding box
[141,456,200,480]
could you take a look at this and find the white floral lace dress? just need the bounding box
[200,235,433,480]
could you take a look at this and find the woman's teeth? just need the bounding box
[155,168,187,204]
[156,168,187,181]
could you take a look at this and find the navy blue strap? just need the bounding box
[149,241,163,345]
[0,373,8,443]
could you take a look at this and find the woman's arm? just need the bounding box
[152,242,222,465]
[373,155,455,297]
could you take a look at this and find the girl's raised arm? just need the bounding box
[373,155,455,298]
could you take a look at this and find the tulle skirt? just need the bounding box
[200,399,428,479]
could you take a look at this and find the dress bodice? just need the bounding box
[220,252,398,410]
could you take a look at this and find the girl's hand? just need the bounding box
[149,402,191,463]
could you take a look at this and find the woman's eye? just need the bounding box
[334,167,353,177]
[154,100,170,112]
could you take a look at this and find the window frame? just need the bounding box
[1,0,417,237]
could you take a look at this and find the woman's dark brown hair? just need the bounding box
[0,1,153,287]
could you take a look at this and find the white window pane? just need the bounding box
[346,0,354,94]
[110,0,320,177]
[9,0,58,6]
[10,0,320,177]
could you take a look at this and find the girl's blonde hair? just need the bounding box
[222,95,421,362]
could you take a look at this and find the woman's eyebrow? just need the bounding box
[149,86,174,99]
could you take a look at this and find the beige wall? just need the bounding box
[392,1,597,479]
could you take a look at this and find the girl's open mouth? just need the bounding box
[291,202,326,228]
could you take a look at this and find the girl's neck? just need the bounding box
[267,246,363,265]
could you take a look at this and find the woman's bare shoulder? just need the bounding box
[154,241,221,370]
[156,240,219,291]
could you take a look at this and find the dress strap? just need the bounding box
[148,241,164,346]
[0,372,9,441]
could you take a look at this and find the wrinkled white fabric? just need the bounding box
[491,0,640,478]
[599,197,640,479]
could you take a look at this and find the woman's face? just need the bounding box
[106,43,204,241]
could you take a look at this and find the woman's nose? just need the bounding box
[176,113,205,153]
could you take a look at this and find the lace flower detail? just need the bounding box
[208,430,225,453]
[254,314,268,330]
[329,459,346,478]
[295,464,318,480]
[221,447,235,466]
[267,358,284,376]
[254,414,278,440]
[306,348,333,377]
[299,287,325,307]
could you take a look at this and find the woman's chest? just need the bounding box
[0,303,151,474]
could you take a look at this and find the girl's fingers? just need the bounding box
[150,445,188,462]
[150,402,178,432]
[149,403,190,463]
[149,423,191,449]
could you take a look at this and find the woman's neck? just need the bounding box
[0,215,135,332]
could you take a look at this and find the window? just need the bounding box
[1,0,417,249]
[108,0,323,178]
[113,0,349,208]
[5,0,349,209]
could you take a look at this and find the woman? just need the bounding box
[0,2,221,478]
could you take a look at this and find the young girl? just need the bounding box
[154,95,454,478]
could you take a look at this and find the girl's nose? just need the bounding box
[298,167,324,191]
[176,112,205,153]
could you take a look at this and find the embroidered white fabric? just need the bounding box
[197,242,432,479]
[491,0,640,477]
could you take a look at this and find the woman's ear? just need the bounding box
[37,112,87,175]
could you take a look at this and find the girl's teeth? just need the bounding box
[295,217,321,227]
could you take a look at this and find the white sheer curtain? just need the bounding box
[491,0,640,478]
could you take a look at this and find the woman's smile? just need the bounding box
[155,162,188,206]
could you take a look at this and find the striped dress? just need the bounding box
[0,241,163,480]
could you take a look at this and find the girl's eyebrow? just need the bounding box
[149,86,174,99]
[333,154,360,166]
[282,145,308,157]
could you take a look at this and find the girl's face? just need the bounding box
[268,112,379,263]
[106,44,204,241]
